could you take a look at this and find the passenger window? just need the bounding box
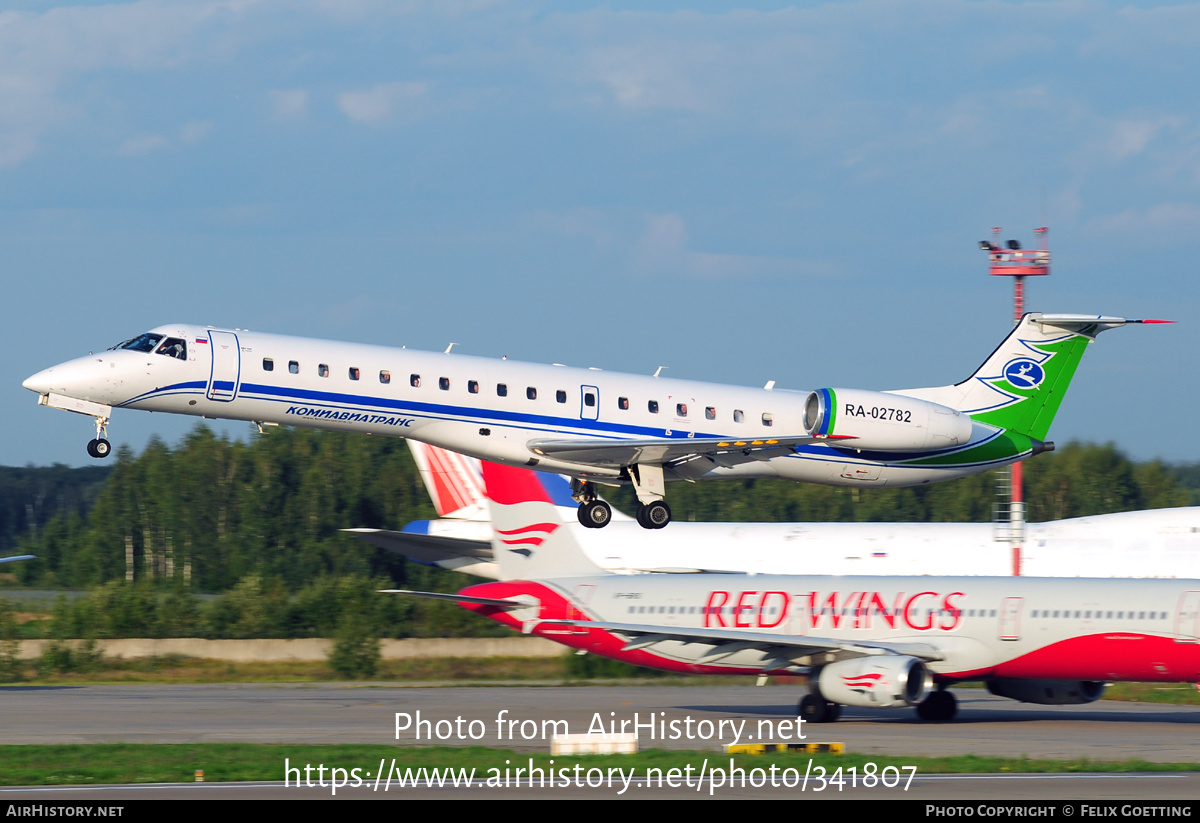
[556,390,567,403]
[289,361,299,374]
[648,400,659,414]
[618,397,629,410]
[439,377,450,390]
[676,403,687,417]
[762,413,774,427]
[263,358,274,372]
[410,374,421,388]
[705,406,716,420]
[380,370,391,384]
[497,383,508,397]
[584,394,595,407]
[468,380,479,394]
[349,367,360,380]
[733,409,744,423]
[318,364,329,378]
[527,387,537,400]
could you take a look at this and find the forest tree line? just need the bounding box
[0,424,1194,639]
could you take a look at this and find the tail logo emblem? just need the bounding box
[496,522,560,557]
[1002,358,1045,390]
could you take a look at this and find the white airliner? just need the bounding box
[349,442,1200,580]
[387,462,1200,723]
[22,313,1164,529]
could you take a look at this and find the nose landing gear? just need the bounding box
[86,416,112,459]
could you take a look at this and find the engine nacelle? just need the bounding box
[804,388,973,452]
[817,655,932,709]
[986,679,1107,705]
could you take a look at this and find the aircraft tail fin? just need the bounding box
[408,441,627,520]
[407,441,488,520]
[483,461,605,580]
[894,314,1163,441]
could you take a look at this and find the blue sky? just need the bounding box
[3,0,1196,468]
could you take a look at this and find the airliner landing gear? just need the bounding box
[628,463,671,529]
[577,500,612,529]
[798,693,842,723]
[86,416,112,459]
[916,688,957,722]
[572,480,613,529]
[636,501,671,530]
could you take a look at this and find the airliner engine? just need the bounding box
[986,679,1107,705]
[817,655,932,708]
[803,388,974,451]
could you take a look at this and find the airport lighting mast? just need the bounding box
[982,226,1049,576]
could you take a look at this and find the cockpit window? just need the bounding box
[120,333,164,353]
[156,338,187,360]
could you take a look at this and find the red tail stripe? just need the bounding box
[496,523,558,536]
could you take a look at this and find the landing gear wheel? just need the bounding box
[636,501,671,530]
[799,694,837,723]
[916,689,957,722]
[577,500,612,529]
[86,439,111,459]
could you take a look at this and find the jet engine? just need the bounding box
[817,655,932,709]
[803,389,973,451]
[986,679,1107,705]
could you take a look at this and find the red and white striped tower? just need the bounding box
[983,227,1049,575]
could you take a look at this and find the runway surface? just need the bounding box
[4,681,1200,758]
[3,682,1199,800]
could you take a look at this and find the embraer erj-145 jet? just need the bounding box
[348,442,1200,579]
[23,313,1162,529]
[389,463,1200,723]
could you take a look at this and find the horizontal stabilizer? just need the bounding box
[378,589,525,609]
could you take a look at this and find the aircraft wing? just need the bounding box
[0,555,34,564]
[537,619,945,667]
[343,528,490,564]
[527,434,849,470]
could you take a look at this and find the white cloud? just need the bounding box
[270,88,308,120]
[180,120,213,143]
[337,81,426,125]
[631,213,834,280]
[1089,202,1200,237]
[119,132,170,156]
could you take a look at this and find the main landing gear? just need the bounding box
[635,500,671,530]
[85,416,112,459]
[796,684,958,723]
[798,693,842,724]
[915,688,957,722]
[572,480,613,529]
[571,464,675,530]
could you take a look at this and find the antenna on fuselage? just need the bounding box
[653,366,668,378]
[444,343,459,354]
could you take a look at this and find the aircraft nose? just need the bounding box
[22,367,55,394]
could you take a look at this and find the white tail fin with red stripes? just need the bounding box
[482,461,604,580]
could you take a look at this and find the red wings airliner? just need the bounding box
[387,462,1200,723]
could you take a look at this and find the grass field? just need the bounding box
[0,743,1196,787]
